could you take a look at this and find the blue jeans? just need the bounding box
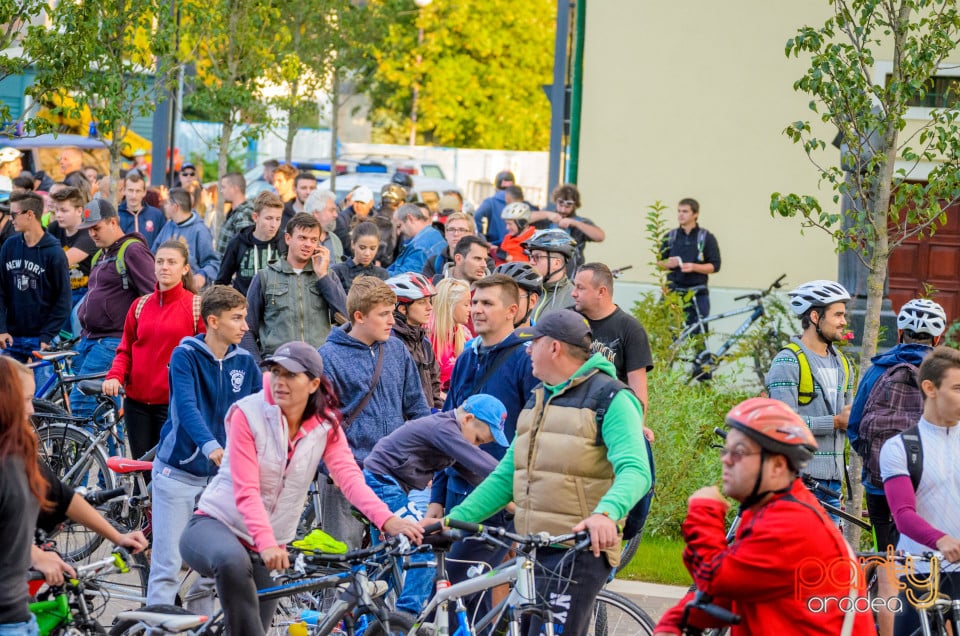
[2,336,52,387]
[0,615,39,636]
[812,478,842,526]
[147,465,209,605]
[68,336,120,420]
[363,470,433,615]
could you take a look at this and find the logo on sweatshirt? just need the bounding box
[230,369,246,393]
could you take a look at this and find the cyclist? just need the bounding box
[880,346,960,635]
[180,341,423,636]
[430,278,472,391]
[497,201,535,264]
[448,310,651,636]
[422,212,477,280]
[493,261,542,328]
[765,279,854,520]
[653,398,875,635]
[522,228,577,322]
[386,272,443,409]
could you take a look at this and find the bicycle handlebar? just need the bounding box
[802,475,841,500]
[687,590,742,625]
[84,487,126,506]
[443,517,589,550]
[611,265,633,279]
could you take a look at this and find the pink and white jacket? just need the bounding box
[197,377,394,550]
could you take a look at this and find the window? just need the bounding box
[886,74,960,108]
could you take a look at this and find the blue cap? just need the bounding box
[462,394,509,447]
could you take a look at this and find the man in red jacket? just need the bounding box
[654,398,875,636]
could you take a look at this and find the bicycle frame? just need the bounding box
[674,302,764,354]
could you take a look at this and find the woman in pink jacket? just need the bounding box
[179,341,422,635]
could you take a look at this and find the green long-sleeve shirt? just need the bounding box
[449,355,651,524]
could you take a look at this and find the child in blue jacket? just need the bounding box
[148,285,262,606]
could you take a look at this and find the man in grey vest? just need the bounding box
[241,213,347,361]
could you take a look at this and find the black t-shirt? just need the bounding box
[47,221,96,291]
[37,463,75,534]
[659,224,721,289]
[586,306,654,383]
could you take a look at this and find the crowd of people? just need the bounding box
[0,150,953,636]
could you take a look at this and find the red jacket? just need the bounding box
[497,226,535,265]
[655,479,875,636]
[106,282,205,404]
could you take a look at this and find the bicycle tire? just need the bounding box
[588,590,656,636]
[32,398,69,418]
[360,610,415,636]
[35,422,115,560]
[616,535,642,574]
[107,604,198,636]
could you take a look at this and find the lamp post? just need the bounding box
[409,0,431,146]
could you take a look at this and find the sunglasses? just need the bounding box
[556,199,575,207]
[181,171,196,177]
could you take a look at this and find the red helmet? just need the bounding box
[386,272,436,304]
[725,398,818,470]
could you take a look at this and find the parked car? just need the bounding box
[243,158,353,199]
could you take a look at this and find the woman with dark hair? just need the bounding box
[103,239,205,460]
[0,358,51,634]
[180,341,423,635]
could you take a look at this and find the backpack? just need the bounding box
[593,381,655,541]
[784,342,851,406]
[666,227,707,262]
[134,293,202,334]
[900,424,924,491]
[91,237,144,291]
[858,363,923,488]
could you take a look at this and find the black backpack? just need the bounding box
[857,362,924,488]
[900,424,924,491]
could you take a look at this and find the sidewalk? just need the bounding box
[606,578,689,622]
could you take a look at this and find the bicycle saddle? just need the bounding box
[77,379,106,396]
[107,456,154,474]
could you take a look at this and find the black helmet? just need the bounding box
[521,229,576,259]
[391,172,413,190]
[380,183,406,206]
[494,262,543,293]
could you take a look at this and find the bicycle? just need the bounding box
[410,519,656,636]
[108,535,417,636]
[28,548,136,636]
[29,337,109,415]
[670,274,787,381]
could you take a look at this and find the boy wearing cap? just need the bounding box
[147,285,261,606]
[363,394,508,614]
[0,192,70,374]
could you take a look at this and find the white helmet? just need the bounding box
[501,202,531,222]
[897,298,947,337]
[787,280,851,315]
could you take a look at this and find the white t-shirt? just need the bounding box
[879,417,960,573]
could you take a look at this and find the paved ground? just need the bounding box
[606,579,688,623]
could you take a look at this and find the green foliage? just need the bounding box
[364,0,556,150]
[0,0,60,137]
[615,536,690,586]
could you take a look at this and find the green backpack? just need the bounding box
[90,237,143,291]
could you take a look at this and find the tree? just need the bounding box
[770,0,960,544]
[364,0,555,150]
[182,0,281,221]
[27,0,177,201]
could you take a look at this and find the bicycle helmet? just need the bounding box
[725,397,818,472]
[380,183,406,206]
[391,172,414,190]
[787,280,851,315]
[501,202,531,222]
[386,272,436,304]
[897,298,947,337]
[521,229,576,259]
[494,262,543,293]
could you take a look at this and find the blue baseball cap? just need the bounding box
[462,394,509,447]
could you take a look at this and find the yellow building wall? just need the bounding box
[578,1,843,290]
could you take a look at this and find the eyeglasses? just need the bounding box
[445,226,470,235]
[9,210,30,217]
[714,444,762,463]
[181,171,196,177]
[556,199,575,207]
[529,254,558,263]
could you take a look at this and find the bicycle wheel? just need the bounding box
[32,398,69,418]
[36,423,115,560]
[616,536,642,574]
[359,610,415,636]
[82,541,150,613]
[588,590,656,636]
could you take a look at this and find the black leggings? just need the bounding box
[179,514,279,636]
[124,397,168,463]
[525,548,611,636]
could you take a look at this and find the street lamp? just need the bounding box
[409,0,432,146]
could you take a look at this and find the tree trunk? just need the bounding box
[215,119,233,231]
[284,76,300,163]
[109,121,123,206]
[328,73,339,192]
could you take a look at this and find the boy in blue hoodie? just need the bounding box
[0,192,71,377]
[148,285,261,606]
[152,187,220,287]
[363,394,508,614]
[319,275,430,548]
